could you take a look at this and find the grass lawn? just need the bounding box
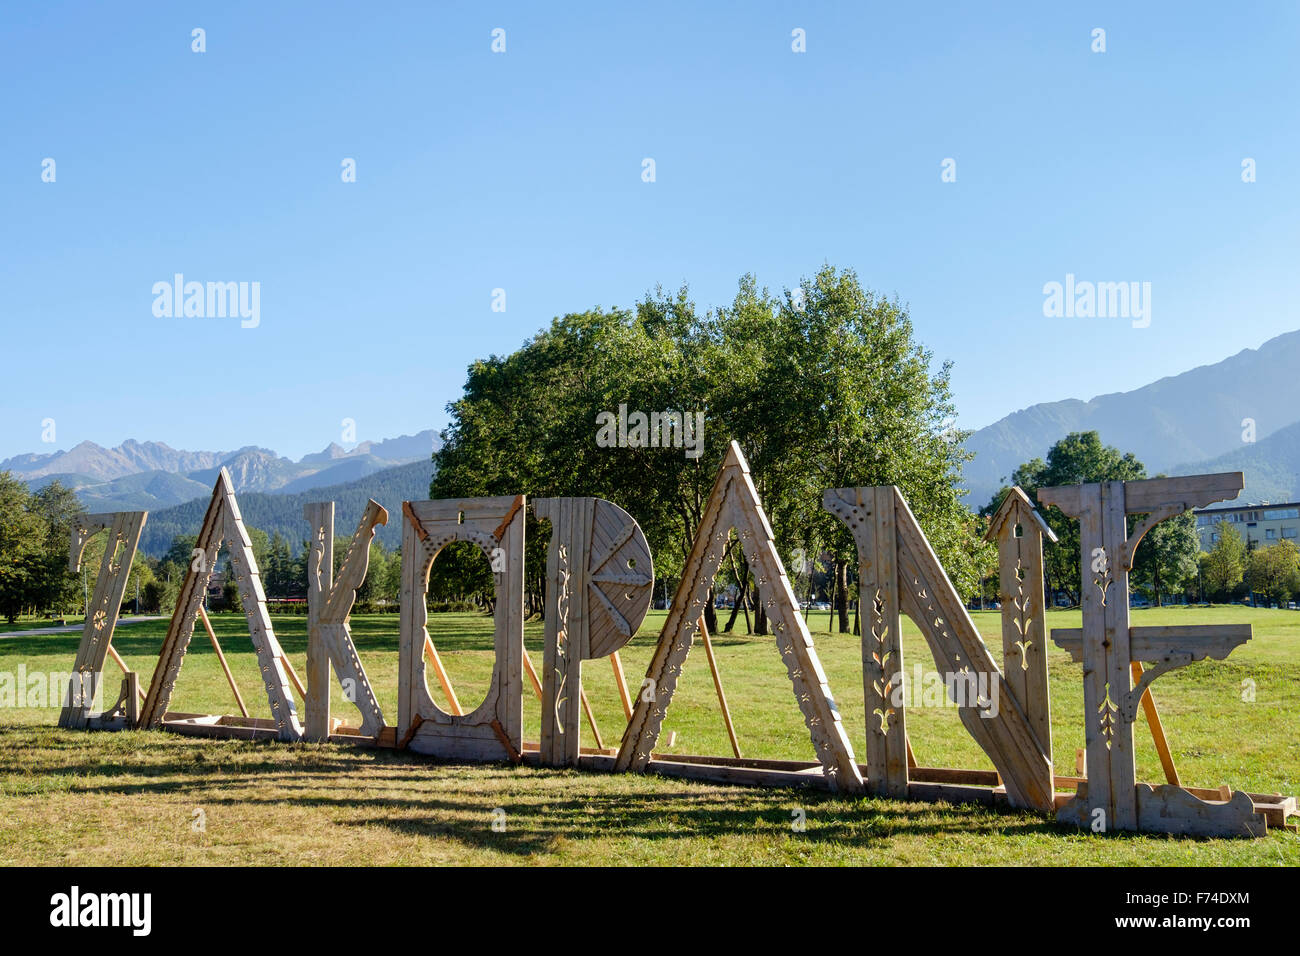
[0,616,86,633]
[1,605,1297,865]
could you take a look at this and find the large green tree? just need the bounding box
[1245,540,1300,607]
[985,432,1146,604]
[1201,520,1246,599]
[0,472,46,623]
[1131,509,1199,606]
[432,266,986,631]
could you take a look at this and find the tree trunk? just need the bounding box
[704,588,717,634]
[724,599,741,633]
[827,570,836,634]
[836,559,851,633]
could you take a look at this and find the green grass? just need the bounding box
[0,615,86,633]
[1,605,1297,865]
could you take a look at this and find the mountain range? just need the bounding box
[962,329,1300,508]
[6,431,439,512]
[135,460,434,555]
[5,328,1298,553]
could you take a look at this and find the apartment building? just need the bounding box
[1195,501,1300,551]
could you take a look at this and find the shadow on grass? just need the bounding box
[0,723,1109,857]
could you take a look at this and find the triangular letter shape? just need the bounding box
[139,469,304,740]
[616,442,864,793]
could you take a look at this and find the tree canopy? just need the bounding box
[432,265,986,628]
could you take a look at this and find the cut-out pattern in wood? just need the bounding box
[616,442,863,792]
[138,469,303,741]
[533,497,654,766]
[826,485,1054,810]
[59,511,148,729]
[399,495,525,761]
[1041,472,1268,836]
[983,487,1055,770]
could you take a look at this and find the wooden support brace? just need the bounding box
[279,653,308,703]
[581,688,604,750]
[107,644,147,703]
[423,634,464,716]
[526,647,601,747]
[1131,660,1180,787]
[698,615,741,759]
[199,606,249,719]
[611,651,633,722]
[523,648,544,700]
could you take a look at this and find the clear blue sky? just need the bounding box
[2,1,1296,462]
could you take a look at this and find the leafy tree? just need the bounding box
[265,532,294,598]
[1245,540,1300,607]
[1201,520,1246,600]
[987,432,1146,605]
[28,481,84,612]
[431,267,989,633]
[1131,504,1200,606]
[0,471,45,623]
[162,534,200,573]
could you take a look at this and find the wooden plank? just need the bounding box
[1120,473,1244,514]
[619,443,864,794]
[199,605,248,718]
[1051,625,1251,663]
[522,648,543,700]
[838,485,907,797]
[1135,784,1266,838]
[1073,483,1115,830]
[1131,661,1180,787]
[611,651,633,722]
[697,615,741,758]
[59,510,148,728]
[302,501,334,741]
[424,634,463,716]
[221,474,302,742]
[124,671,139,726]
[1104,481,1141,831]
[535,497,584,766]
[580,686,604,750]
[312,500,388,737]
[140,478,226,728]
[726,451,863,791]
[990,490,1053,767]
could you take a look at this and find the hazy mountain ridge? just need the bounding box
[135,459,435,556]
[3,440,228,482]
[963,329,1300,506]
[3,430,441,503]
[1172,420,1300,506]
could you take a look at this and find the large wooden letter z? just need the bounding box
[59,511,148,729]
